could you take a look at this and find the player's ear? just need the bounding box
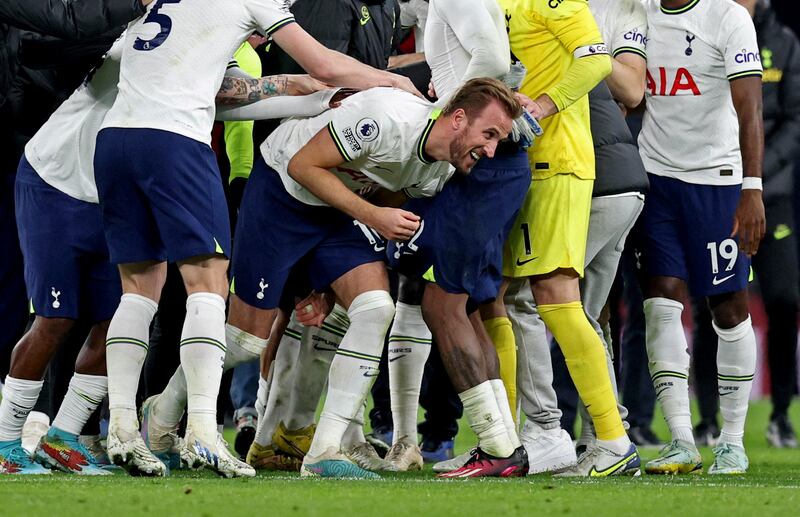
[451,108,468,131]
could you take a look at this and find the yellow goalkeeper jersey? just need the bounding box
[500,0,608,180]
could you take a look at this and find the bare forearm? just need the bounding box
[215,76,288,107]
[289,163,376,222]
[606,59,645,109]
[739,109,764,179]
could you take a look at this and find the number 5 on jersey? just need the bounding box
[134,0,182,51]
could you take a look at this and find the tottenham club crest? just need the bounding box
[356,118,379,142]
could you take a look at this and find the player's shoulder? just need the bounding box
[524,0,591,19]
[337,88,432,136]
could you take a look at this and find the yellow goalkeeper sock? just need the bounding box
[538,302,624,441]
[483,316,517,424]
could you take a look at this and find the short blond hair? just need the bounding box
[442,77,522,120]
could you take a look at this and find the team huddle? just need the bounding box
[0,0,766,479]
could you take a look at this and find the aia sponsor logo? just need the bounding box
[646,67,700,96]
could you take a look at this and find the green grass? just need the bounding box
[2,401,799,517]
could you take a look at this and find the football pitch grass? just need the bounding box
[1,401,799,517]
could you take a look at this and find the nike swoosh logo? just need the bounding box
[388,354,409,362]
[359,16,369,25]
[719,391,734,397]
[516,257,536,266]
[362,372,379,377]
[712,274,735,285]
[313,343,338,352]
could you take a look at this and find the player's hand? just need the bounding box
[294,291,334,327]
[529,94,558,120]
[367,207,420,241]
[510,110,544,149]
[731,188,766,257]
[140,0,155,6]
[388,73,425,99]
[428,80,437,100]
[285,75,330,96]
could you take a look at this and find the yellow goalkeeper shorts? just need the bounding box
[503,173,593,278]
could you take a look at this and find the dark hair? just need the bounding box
[441,77,522,120]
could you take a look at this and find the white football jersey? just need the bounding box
[424,0,509,99]
[261,88,455,207]
[399,0,429,52]
[638,0,762,185]
[102,0,294,145]
[25,38,125,204]
[589,0,647,59]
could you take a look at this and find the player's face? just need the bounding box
[449,102,513,174]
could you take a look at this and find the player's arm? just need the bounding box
[606,52,646,109]
[731,76,766,257]
[0,0,150,40]
[270,23,423,98]
[530,1,612,119]
[215,74,328,106]
[440,0,510,85]
[287,129,420,241]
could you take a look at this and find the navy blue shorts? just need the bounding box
[15,156,121,322]
[387,149,531,304]
[230,158,385,309]
[638,174,750,297]
[94,128,231,264]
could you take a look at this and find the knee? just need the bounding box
[709,297,748,329]
[348,290,395,329]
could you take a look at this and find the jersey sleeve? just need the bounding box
[722,5,762,82]
[326,100,388,163]
[608,0,647,59]
[399,2,418,29]
[245,0,296,36]
[536,0,606,54]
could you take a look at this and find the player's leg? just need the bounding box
[35,321,111,475]
[249,311,305,471]
[503,279,576,475]
[510,174,636,476]
[478,289,517,424]
[0,156,87,475]
[753,199,799,448]
[569,194,643,453]
[705,289,755,474]
[301,262,393,479]
[421,284,526,478]
[385,275,431,471]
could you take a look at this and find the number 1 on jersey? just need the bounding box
[134,0,182,51]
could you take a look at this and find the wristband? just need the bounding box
[742,177,762,190]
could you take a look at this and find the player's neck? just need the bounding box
[660,0,693,10]
[424,118,451,163]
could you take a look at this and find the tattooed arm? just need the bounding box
[215,74,329,106]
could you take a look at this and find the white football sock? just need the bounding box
[644,297,694,446]
[0,377,44,441]
[489,378,521,448]
[285,305,347,430]
[459,380,514,458]
[52,374,107,436]
[180,292,226,444]
[714,316,756,447]
[307,291,393,458]
[341,404,368,450]
[107,293,158,431]
[388,302,431,444]
[253,373,273,447]
[224,323,266,370]
[256,320,302,446]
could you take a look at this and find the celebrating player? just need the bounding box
[639,0,765,475]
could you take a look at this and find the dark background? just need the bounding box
[771,0,798,36]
